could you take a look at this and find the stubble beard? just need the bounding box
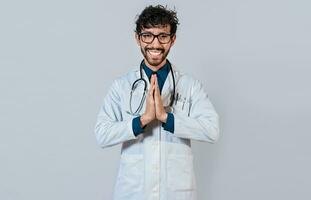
[141,47,170,67]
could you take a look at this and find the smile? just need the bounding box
[147,49,163,56]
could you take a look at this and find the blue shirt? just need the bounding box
[132,61,175,136]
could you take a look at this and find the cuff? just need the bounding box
[162,112,174,133]
[132,116,145,136]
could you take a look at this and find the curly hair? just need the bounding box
[135,5,179,35]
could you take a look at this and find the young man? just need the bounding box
[95,5,220,200]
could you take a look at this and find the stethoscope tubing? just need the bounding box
[129,59,176,115]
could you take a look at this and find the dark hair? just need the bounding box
[135,5,179,35]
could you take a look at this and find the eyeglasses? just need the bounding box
[139,32,173,44]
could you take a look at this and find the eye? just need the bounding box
[141,33,153,39]
[159,34,169,39]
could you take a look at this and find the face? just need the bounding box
[135,25,176,70]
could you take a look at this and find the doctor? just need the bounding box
[94,5,220,200]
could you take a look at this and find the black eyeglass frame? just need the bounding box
[138,32,174,44]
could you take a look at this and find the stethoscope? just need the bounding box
[129,59,176,116]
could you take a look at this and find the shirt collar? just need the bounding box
[142,60,170,82]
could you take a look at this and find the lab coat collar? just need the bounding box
[134,61,178,109]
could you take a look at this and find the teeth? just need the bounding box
[148,50,161,56]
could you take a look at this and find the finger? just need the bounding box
[151,84,155,94]
[154,76,160,94]
[149,75,155,94]
[151,74,156,86]
[154,77,158,94]
[154,75,158,86]
[151,86,157,100]
[154,78,161,105]
[148,83,154,96]
[150,74,153,84]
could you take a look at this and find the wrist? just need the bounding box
[160,112,168,123]
[140,114,151,127]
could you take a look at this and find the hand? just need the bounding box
[154,76,168,123]
[140,74,156,126]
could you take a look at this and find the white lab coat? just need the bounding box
[94,64,220,200]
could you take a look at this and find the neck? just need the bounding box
[144,59,167,72]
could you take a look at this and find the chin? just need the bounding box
[147,58,165,67]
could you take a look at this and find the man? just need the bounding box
[94,5,219,200]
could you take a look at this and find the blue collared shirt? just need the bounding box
[132,61,175,136]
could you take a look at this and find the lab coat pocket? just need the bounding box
[172,97,191,116]
[114,154,144,199]
[167,154,195,191]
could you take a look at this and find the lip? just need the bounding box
[147,49,163,58]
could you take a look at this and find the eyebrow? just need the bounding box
[140,32,171,35]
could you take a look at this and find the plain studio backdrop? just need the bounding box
[0,0,310,199]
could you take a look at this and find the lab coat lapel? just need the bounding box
[161,65,178,108]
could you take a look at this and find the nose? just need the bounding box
[150,36,161,46]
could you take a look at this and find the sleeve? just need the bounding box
[173,80,220,143]
[132,116,145,136]
[94,80,137,148]
[162,112,174,133]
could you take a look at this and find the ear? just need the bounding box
[170,34,177,47]
[135,33,141,46]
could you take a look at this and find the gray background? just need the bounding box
[1,0,310,199]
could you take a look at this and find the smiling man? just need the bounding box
[136,24,174,70]
[94,5,220,200]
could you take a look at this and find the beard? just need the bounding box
[140,46,170,67]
